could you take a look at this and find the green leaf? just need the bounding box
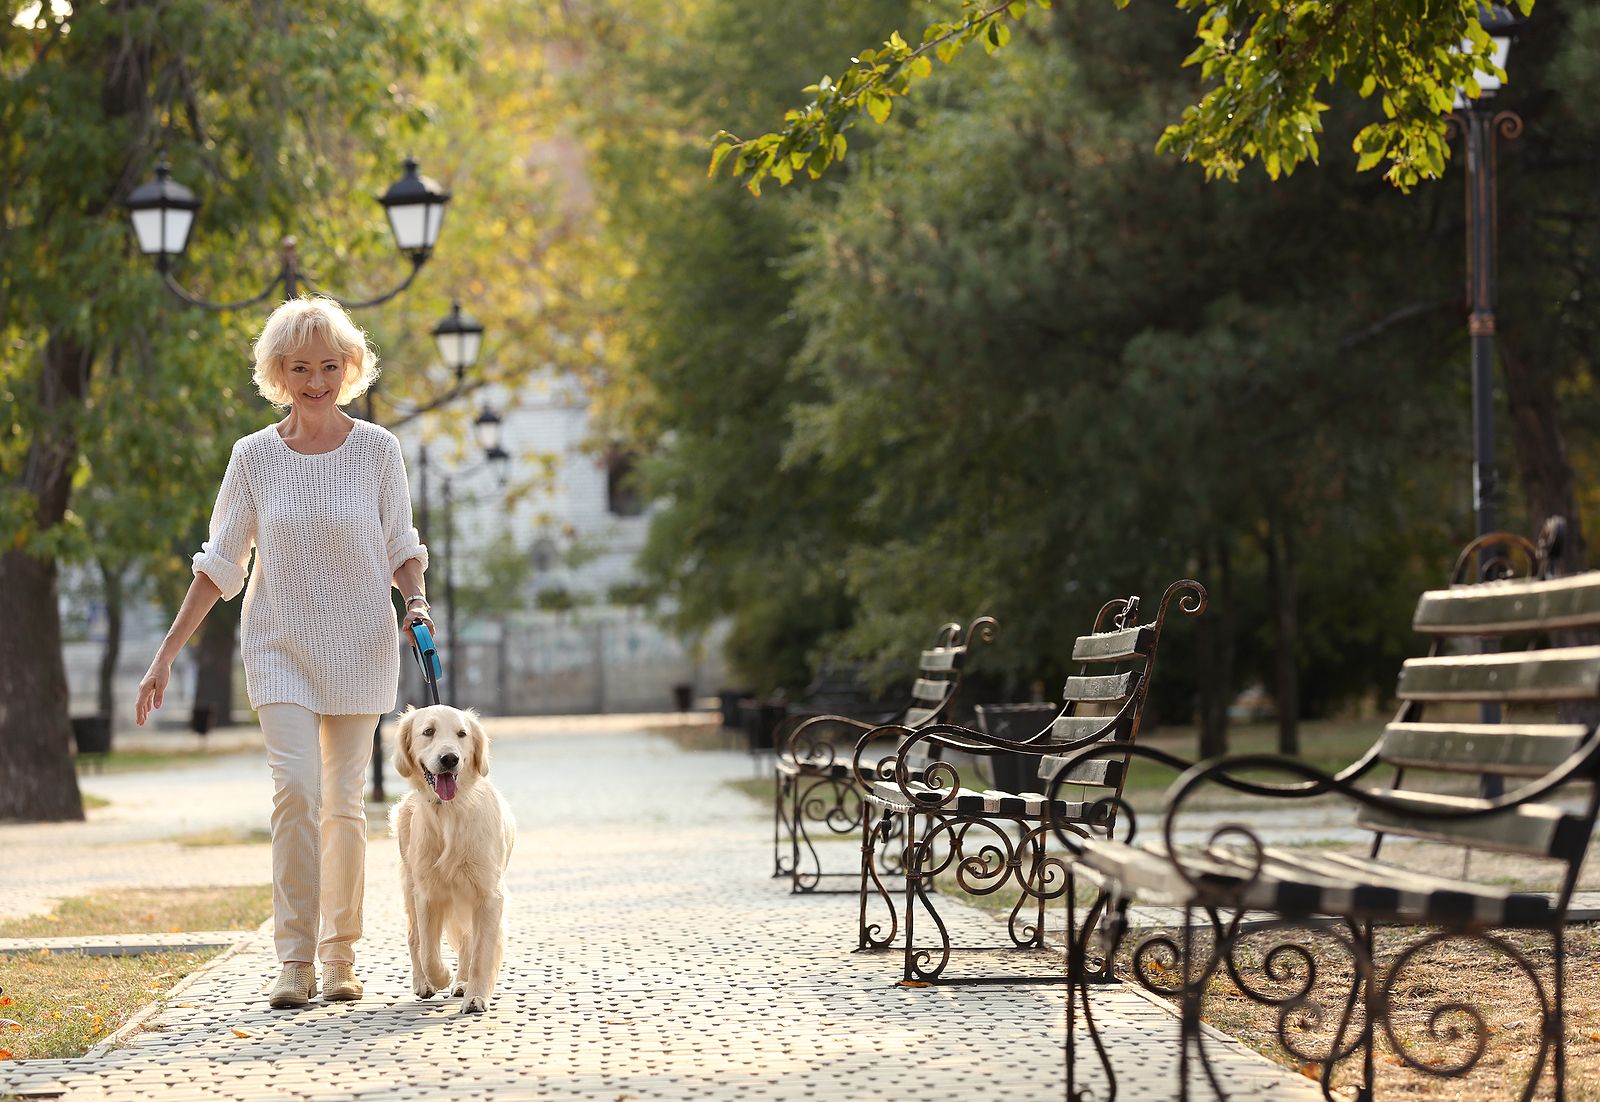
[866,93,891,125]
[707,142,736,179]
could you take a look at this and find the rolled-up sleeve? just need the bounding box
[192,442,257,600]
[380,439,428,576]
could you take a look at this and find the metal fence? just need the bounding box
[69,609,728,730]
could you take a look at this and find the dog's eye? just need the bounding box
[456,730,466,738]
[420,728,434,738]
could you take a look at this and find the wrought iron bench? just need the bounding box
[1053,526,1600,1101]
[853,580,1205,983]
[773,617,995,896]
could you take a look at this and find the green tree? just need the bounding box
[711,0,1534,192]
[580,0,914,692]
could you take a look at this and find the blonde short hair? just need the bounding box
[251,296,380,408]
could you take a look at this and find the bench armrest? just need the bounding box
[782,711,897,772]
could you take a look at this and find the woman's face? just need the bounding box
[281,333,349,413]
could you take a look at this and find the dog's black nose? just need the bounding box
[439,752,459,772]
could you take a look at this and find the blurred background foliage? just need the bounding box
[578,0,1600,750]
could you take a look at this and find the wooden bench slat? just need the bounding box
[918,648,963,672]
[1396,646,1600,702]
[1070,626,1155,663]
[1354,789,1589,860]
[903,706,941,730]
[1040,756,1125,789]
[910,678,950,705]
[1377,722,1590,775]
[1414,574,1600,636]
[1061,670,1140,704]
[1049,712,1133,745]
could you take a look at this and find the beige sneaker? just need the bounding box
[268,962,318,1009]
[321,960,364,1002]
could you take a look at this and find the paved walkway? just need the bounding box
[3,719,1318,1101]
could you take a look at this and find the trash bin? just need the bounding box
[70,715,112,756]
[740,700,789,752]
[672,683,694,712]
[974,703,1058,792]
[717,689,750,730]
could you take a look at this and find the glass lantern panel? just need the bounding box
[388,204,429,252]
[422,201,447,250]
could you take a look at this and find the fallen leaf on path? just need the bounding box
[896,980,931,988]
[230,1027,258,1038]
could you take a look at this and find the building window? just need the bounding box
[605,448,644,517]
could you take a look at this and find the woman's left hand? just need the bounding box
[402,603,435,645]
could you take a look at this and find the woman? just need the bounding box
[136,295,432,1009]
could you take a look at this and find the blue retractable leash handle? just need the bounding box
[410,622,443,706]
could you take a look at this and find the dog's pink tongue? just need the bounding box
[434,773,458,801]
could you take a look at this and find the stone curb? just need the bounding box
[0,932,248,958]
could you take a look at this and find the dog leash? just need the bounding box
[408,622,448,802]
[410,621,442,706]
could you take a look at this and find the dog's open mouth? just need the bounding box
[428,771,458,802]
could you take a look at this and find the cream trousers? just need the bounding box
[258,704,379,966]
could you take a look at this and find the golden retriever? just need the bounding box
[391,704,515,1014]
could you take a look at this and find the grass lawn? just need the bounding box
[75,748,248,775]
[0,949,221,1060]
[0,886,273,939]
[0,885,272,1062]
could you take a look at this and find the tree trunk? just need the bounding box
[0,335,93,821]
[1195,537,1234,759]
[1500,334,1587,574]
[1261,511,1300,757]
[97,560,125,730]
[193,595,240,729]
[0,15,148,819]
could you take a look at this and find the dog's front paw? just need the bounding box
[413,974,441,999]
[450,978,466,998]
[460,996,487,1015]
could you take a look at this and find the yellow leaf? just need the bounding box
[896,980,931,988]
[173,1003,196,1009]
[231,1027,258,1039]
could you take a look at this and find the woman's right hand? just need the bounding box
[136,661,170,727]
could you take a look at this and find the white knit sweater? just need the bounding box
[192,418,428,716]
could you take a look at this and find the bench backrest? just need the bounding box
[896,618,996,773]
[1033,589,1193,793]
[1358,535,1600,869]
[961,581,1205,802]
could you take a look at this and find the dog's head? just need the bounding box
[393,704,490,803]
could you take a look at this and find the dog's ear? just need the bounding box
[393,706,417,779]
[466,709,491,777]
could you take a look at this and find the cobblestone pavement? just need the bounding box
[3,721,1319,1101]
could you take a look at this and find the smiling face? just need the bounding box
[394,705,490,803]
[280,332,352,413]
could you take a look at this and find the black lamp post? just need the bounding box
[125,155,450,311]
[1452,5,1521,557]
[1451,5,1522,799]
[417,405,511,707]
